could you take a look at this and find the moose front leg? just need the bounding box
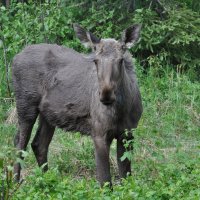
[93,136,112,187]
[117,137,133,179]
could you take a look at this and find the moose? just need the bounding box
[12,24,143,187]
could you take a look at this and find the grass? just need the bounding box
[0,66,200,199]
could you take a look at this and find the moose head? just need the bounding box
[74,24,141,106]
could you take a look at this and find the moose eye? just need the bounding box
[119,58,123,66]
[94,59,98,66]
[121,45,126,51]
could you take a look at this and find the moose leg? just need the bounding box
[93,136,112,187]
[31,115,55,172]
[14,120,36,181]
[117,137,133,179]
[14,130,20,147]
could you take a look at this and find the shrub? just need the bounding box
[132,8,200,77]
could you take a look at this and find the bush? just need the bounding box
[132,8,200,76]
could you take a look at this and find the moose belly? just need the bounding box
[39,96,91,134]
[39,76,92,135]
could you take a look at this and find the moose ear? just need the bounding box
[73,24,100,49]
[121,24,141,49]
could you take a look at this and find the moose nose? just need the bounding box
[99,88,115,105]
[100,98,115,105]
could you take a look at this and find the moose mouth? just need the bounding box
[100,99,115,106]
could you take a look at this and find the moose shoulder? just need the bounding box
[12,24,143,187]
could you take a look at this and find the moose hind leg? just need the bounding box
[31,115,55,172]
[14,130,20,147]
[14,119,36,182]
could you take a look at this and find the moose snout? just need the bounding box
[99,87,116,105]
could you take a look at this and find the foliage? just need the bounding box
[133,8,200,77]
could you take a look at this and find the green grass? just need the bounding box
[0,67,200,199]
